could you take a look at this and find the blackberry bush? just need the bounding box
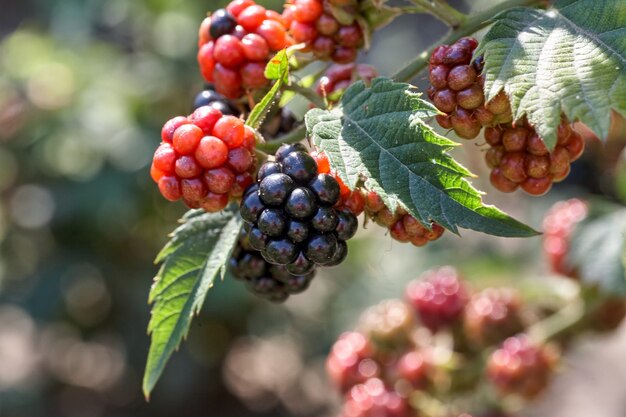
[144,0,626,407]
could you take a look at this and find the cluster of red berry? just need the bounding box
[312,150,445,247]
[150,108,255,211]
[486,118,585,196]
[316,63,378,103]
[197,0,291,99]
[542,198,589,277]
[428,37,587,196]
[428,37,512,140]
[327,267,556,417]
[283,0,365,63]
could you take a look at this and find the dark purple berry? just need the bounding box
[282,151,318,184]
[285,187,317,219]
[311,206,339,232]
[305,233,338,264]
[259,173,296,206]
[209,9,237,39]
[309,174,340,206]
[257,209,287,237]
[264,238,299,264]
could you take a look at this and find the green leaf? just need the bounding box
[246,49,291,129]
[305,78,538,238]
[143,206,243,399]
[264,49,289,82]
[568,206,626,296]
[476,0,626,149]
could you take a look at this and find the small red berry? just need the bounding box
[213,35,246,68]
[195,136,229,169]
[237,5,266,31]
[158,176,182,201]
[213,116,245,149]
[202,192,230,212]
[173,124,204,155]
[161,116,188,143]
[204,167,236,194]
[241,33,270,61]
[175,155,203,178]
[256,20,288,50]
[227,147,254,173]
[293,0,323,23]
[153,142,177,173]
[189,106,222,135]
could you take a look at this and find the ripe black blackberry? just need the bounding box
[193,85,240,115]
[230,229,315,302]
[240,143,358,270]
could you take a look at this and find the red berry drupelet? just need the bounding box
[464,288,525,347]
[487,335,556,399]
[405,267,469,332]
[428,37,513,139]
[151,108,256,211]
[485,119,585,196]
[316,63,378,103]
[240,143,359,270]
[283,0,365,64]
[197,0,292,99]
[542,198,588,277]
[230,228,315,302]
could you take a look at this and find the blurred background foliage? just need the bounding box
[1,0,626,416]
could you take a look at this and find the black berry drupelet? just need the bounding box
[240,143,358,271]
[193,85,239,115]
[230,229,315,302]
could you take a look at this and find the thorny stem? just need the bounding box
[409,0,467,28]
[393,0,546,82]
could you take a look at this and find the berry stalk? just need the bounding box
[392,0,547,82]
[407,0,467,28]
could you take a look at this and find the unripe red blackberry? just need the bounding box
[316,63,378,103]
[340,378,412,417]
[405,267,469,332]
[485,119,584,196]
[542,198,588,277]
[197,1,292,99]
[364,191,445,247]
[151,108,256,211]
[284,0,366,64]
[230,228,315,301]
[359,299,414,350]
[464,288,525,347]
[428,37,512,140]
[240,144,358,268]
[487,335,556,399]
[326,331,379,392]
